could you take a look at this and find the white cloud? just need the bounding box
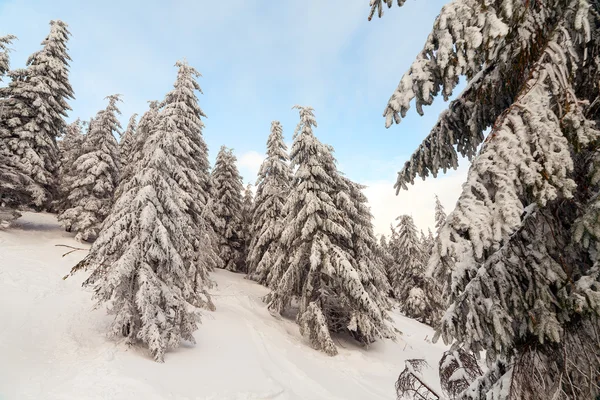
[237,150,265,184]
[362,164,469,237]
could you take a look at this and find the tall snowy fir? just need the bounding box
[158,61,219,282]
[55,119,85,215]
[0,20,74,208]
[247,121,292,286]
[0,33,37,216]
[371,1,600,398]
[57,95,121,241]
[211,146,245,272]
[266,106,394,355]
[119,113,138,168]
[68,73,218,362]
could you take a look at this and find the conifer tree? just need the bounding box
[266,106,394,355]
[68,93,214,363]
[119,101,161,189]
[0,34,38,216]
[389,215,442,325]
[247,121,292,285]
[0,20,74,207]
[211,146,245,272]
[342,177,392,308]
[120,113,138,167]
[240,183,254,263]
[58,95,121,241]
[370,1,600,397]
[433,195,446,232]
[55,119,85,215]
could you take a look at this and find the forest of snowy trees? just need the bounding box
[1,0,599,398]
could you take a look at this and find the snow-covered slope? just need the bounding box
[0,212,449,400]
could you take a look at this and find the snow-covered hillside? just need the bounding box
[0,212,449,400]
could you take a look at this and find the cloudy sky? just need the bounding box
[0,0,468,236]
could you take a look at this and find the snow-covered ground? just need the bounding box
[0,212,449,400]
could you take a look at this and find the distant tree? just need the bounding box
[389,215,442,325]
[247,121,292,285]
[266,106,394,355]
[240,183,254,265]
[211,146,245,272]
[55,119,85,215]
[58,95,121,241]
[119,113,138,167]
[433,195,446,232]
[0,20,74,208]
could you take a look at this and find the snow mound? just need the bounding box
[0,212,449,400]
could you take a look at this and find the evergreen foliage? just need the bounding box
[247,121,292,285]
[57,95,121,241]
[0,20,74,207]
[266,106,394,355]
[371,1,600,398]
[211,146,245,272]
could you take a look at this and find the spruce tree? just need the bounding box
[266,106,393,355]
[247,121,292,285]
[55,119,85,215]
[241,183,254,263]
[389,215,442,325]
[68,95,214,363]
[370,1,600,398]
[211,146,245,272]
[342,177,391,309]
[0,20,74,207]
[58,95,121,241]
[0,34,38,216]
[120,113,138,167]
[119,101,161,189]
[433,195,446,232]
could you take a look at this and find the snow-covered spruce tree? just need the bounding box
[433,195,446,232]
[55,119,85,215]
[241,183,254,263]
[370,1,600,398]
[211,146,245,272]
[159,60,220,281]
[57,95,121,241]
[68,102,214,363]
[266,106,394,355]
[389,215,442,325]
[119,101,161,191]
[0,34,39,219]
[0,20,74,208]
[247,121,292,285]
[119,113,138,168]
[341,177,392,309]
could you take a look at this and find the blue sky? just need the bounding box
[0,0,468,235]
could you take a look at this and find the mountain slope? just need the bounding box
[0,212,449,400]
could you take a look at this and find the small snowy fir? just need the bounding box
[247,121,292,286]
[211,146,245,272]
[57,95,121,242]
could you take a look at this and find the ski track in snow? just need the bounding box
[0,212,449,400]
